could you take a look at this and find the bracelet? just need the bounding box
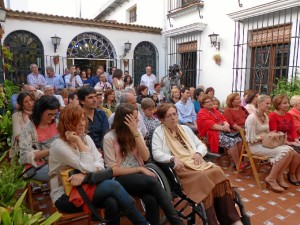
[133,132,140,138]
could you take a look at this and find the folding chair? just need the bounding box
[237,129,269,189]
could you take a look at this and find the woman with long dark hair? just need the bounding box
[10,92,35,157]
[19,95,60,181]
[103,103,183,225]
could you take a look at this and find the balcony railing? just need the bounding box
[168,0,203,13]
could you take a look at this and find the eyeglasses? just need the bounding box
[165,112,178,119]
[204,100,213,104]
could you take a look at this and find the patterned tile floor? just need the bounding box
[29,156,300,225]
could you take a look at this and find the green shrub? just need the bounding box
[272,77,300,98]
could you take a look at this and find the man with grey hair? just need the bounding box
[108,92,147,137]
[26,64,46,89]
[43,85,65,109]
[45,66,65,94]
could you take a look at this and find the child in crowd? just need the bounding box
[141,98,161,148]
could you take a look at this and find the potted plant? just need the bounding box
[213,52,221,65]
[53,55,59,65]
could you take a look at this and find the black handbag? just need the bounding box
[18,162,47,180]
[222,131,240,139]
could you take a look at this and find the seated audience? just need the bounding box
[11,92,35,157]
[213,98,222,112]
[189,87,195,102]
[94,73,112,91]
[124,75,134,89]
[19,95,60,181]
[224,93,248,131]
[269,94,300,185]
[245,90,259,114]
[67,92,79,106]
[77,86,109,151]
[245,95,294,192]
[136,85,149,104]
[60,88,69,106]
[153,83,165,103]
[141,98,161,147]
[27,63,47,89]
[49,105,148,225]
[169,88,180,104]
[44,85,65,109]
[175,88,197,132]
[103,89,117,113]
[45,66,65,94]
[241,89,251,107]
[96,91,112,118]
[204,87,215,99]
[197,94,242,168]
[152,103,243,225]
[81,70,92,86]
[193,88,204,113]
[108,93,147,137]
[103,103,183,225]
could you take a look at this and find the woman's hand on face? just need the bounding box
[65,131,81,143]
[174,158,185,172]
[124,114,138,134]
[67,173,86,186]
[139,167,156,178]
[192,153,204,166]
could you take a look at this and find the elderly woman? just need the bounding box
[49,105,148,225]
[223,93,248,131]
[169,88,181,104]
[245,90,259,114]
[289,95,300,138]
[269,94,300,186]
[19,95,60,181]
[103,103,183,225]
[245,95,294,192]
[152,103,243,225]
[197,94,242,168]
[10,92,35,157]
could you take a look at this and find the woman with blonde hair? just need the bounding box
[169,88,180,104]
[245,95,294,192]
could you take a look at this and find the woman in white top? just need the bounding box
[94,74,112,91]
[112,69,125,103]
[245,95,294,193]
[49,105,148,225]
[245,90,259,114]
[11,92,35,157]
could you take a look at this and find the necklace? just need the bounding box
[256,110,266,123]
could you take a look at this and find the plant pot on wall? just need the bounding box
[213,53,221,65]
[53,56,59,65]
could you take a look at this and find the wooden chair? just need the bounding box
[237,129,269,189]
[53,211,91,225]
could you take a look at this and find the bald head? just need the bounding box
[120,93,136,107]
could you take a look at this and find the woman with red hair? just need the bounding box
[49,105,148,225]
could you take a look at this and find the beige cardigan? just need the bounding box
[152,125,207,163]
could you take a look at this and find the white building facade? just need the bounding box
[3,10,163,85]
[97,0,300,102]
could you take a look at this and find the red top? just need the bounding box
[223,107,248,130]
[197,108,227,153]
[36,123,58,142]
[268,112,298,141]
[288,107,300,137]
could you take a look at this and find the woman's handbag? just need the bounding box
[262,131,286,149]
[18,162,48,180]
[222,131,240,139]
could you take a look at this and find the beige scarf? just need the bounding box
[163,125,216,171]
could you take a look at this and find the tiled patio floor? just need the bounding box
[29,156,300,225]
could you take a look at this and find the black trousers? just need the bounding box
[115,173,183,225]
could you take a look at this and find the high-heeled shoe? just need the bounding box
[277,178,289,189]
[265,180,284,193]
[287,172,300,186]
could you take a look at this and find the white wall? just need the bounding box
[98,0,164,28]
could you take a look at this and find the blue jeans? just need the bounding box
[92,179,148,225]
[32,164,50,181]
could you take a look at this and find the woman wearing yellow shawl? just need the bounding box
[152,103,242,225]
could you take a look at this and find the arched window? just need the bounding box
[67,32,116,59]
[133,41,158,85]
[4,30,44,84]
